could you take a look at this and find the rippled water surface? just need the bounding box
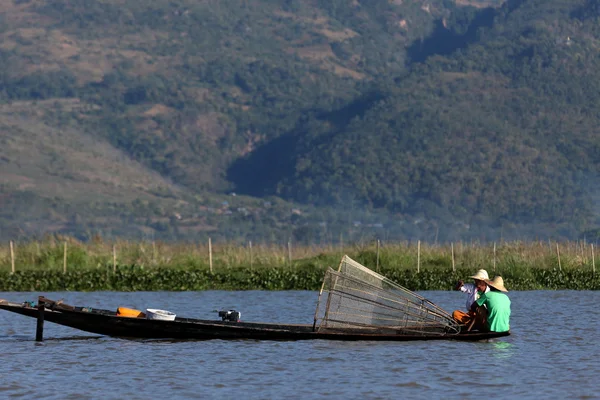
[1,290,598,399]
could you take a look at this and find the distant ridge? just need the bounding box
[1,0,598,243]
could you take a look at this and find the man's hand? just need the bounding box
[454,280,464,291]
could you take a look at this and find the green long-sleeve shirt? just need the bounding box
[475,291,511,332]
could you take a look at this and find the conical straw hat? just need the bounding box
[485,276,508,292]
[469,269,489,281]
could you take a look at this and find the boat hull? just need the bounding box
[0,300,509,342]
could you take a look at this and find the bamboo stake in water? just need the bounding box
[417,240,421,273]
[10,240,15,274]
[376,239,380,272]
[208,237,213,274]
[63,241,67,274]
[556,243,561,271]
[112,245,117,273]
[451,243,455,272]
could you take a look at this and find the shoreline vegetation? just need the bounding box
[0,236,598,291]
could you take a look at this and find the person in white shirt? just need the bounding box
[452,269,490,325]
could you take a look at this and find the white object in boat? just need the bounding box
[146,308,176,321]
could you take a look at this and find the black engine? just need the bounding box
[218,310,241,322]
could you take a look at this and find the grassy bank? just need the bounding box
[0,237,598,291]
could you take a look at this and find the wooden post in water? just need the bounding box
[36,296,45,342]
[417,240,421,274]
[113,244,117,273]
[208,237,213,274]
[376,239,380,273]
[556,243,562,271]
[63,241,67,274]
[451,243,455,272]
[10,240,15,274]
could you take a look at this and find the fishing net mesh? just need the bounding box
[314,255,460,335]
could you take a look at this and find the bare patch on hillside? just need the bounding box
[296,45,364,79]
[193,112,229,145]
[454,0,503,7]
[0,104,185,204]
[1,9,178,83]
[1,27,111,82]
[67,35,175,83]
[273,11,329,26]
[143,104,176,117]
[0,1,52,28]
[274,10,359,43]
[318,28,358,42]
[272,10,365,79]
[296,44,335,62]
[47,31,80,59]
[238,131,266,157]
[331,64,364,79]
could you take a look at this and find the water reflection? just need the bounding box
[491,340,515,359]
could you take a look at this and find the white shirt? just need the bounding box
[460,283,490,311]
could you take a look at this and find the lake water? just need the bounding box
[1,290,599,399]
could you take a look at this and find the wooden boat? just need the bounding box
[0,256,510,342]
[0,297,509,341]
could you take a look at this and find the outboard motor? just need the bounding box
[218,310,241,322]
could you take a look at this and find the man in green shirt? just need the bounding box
[471,276,511,332]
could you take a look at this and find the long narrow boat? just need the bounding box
[0,297,509,341]
[0,256,510,342]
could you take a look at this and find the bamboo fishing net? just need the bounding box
[313,255,460,335]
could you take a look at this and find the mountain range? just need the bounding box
[1,0,599,244]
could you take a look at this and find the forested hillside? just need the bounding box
[1,0,599,244]
[229,0,600,241]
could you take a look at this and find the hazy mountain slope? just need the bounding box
[0,98,195,238]
[7,0,599,242]
[0,0,470,241]
[0,0,451,191]
[230,0,600,238]
[0,100,184,202]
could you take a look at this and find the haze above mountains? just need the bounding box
[1,0,599,244]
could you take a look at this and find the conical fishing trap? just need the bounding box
[313,255,460,335]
